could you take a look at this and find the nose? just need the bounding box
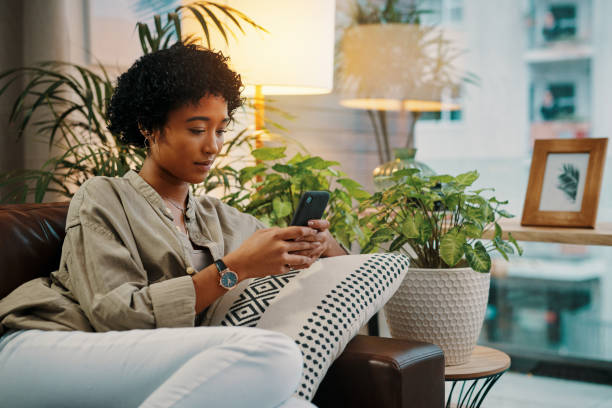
[202,130,221,155]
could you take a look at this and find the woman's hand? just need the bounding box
[289,220,348,269]
[223,226,321,279]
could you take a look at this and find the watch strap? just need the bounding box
[214,259,228,274]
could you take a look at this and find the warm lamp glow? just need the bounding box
[340,99,461,112]
[244,86,332,97]
[339,23,462,111]
[184,0,335,96]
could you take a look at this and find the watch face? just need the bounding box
[220,270,238,289]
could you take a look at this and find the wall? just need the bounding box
[0,0,88,177]
[0,0,25,174]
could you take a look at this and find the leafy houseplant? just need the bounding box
[224,146,370,251]
[359,168,523,365]
[360,168,523,271]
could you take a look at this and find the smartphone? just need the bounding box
[290,191,330,226]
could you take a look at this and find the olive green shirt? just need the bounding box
[0,170,265,336]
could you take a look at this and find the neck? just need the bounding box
[139,157,189,206]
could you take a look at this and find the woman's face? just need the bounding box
[149,94,229,184]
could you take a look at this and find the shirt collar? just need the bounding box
[124,170,195,221]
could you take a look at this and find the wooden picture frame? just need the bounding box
[521,138,608,228]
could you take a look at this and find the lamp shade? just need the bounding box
[188,0,335,96]
[339,24,462,111]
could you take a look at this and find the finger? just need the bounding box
[291,248,321,257]
[307,219,330,231]
[288,263,311,271]
[285,240,321,252]
[275,226,317,240]
[296,233,327,243]
[284,254,315,266]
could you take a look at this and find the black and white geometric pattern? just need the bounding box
[215,253,410,401]
[220,270,301,327]
[294,253,408,400]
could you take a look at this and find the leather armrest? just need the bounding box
[313,335,445,408]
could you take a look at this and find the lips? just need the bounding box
[194,159,214,171]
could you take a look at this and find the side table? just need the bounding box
[445,345,511,408]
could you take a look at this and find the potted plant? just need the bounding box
[225,146,370,251]
[360,168,523,365]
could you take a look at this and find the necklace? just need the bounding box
[164,198,186,214]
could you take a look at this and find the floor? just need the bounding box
[445,371,612,408]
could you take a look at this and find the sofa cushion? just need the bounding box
[0,202,69,299]
[206,253,411,401]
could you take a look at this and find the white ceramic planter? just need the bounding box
[384,267,490,366]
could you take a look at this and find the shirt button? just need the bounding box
[175,225,182,232]
[186,267,196,275]
[166,207,172,215]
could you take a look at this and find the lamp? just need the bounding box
[184,0,335,148]
[338,23,462,172]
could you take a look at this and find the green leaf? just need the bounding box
[463,222,483,239]
[389,235,409,252]
[429,174,454,183]
[299,156,339,169]
[418,216,433,243]
[400,216,419,238]
[462,204,484,223]
[391,168,420,179]
[464,241,491,272]
[272,197,292,219]
[440,229,466,267]
[271,163,295,175]
[493,221,503,238]
[238,164,266,184]
[337,178,370,200]
[337,178,361,191]
[496,209,514,218]
[508,233,524,256]
[492,237,513,261]
[252,147,286,161]
[455,170,479,186]
[370,228,395,244]
[488,196,508,205]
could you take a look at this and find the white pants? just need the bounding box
[0,327,316,408]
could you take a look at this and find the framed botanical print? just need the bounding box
[522,138,608,227]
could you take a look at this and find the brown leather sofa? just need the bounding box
[0,202,445,408]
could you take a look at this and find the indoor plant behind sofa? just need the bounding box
[360,168,523,365]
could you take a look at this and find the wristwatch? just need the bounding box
[214,259,239,290]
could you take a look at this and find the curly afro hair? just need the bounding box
[107,43,244,147]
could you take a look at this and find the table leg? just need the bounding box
[446,372,505,408]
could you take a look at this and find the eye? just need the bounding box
[216,129,227,136]
[189,128,206,135]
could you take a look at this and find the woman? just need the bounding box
[0,43,409,407]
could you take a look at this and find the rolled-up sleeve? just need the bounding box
[66,182,196,332]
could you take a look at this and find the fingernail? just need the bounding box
[295,237,302,242]
[308,220,314,226]
[313,242,321,246]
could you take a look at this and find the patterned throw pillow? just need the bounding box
[204,253,409,400]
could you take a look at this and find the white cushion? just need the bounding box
[205,253,409,400]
